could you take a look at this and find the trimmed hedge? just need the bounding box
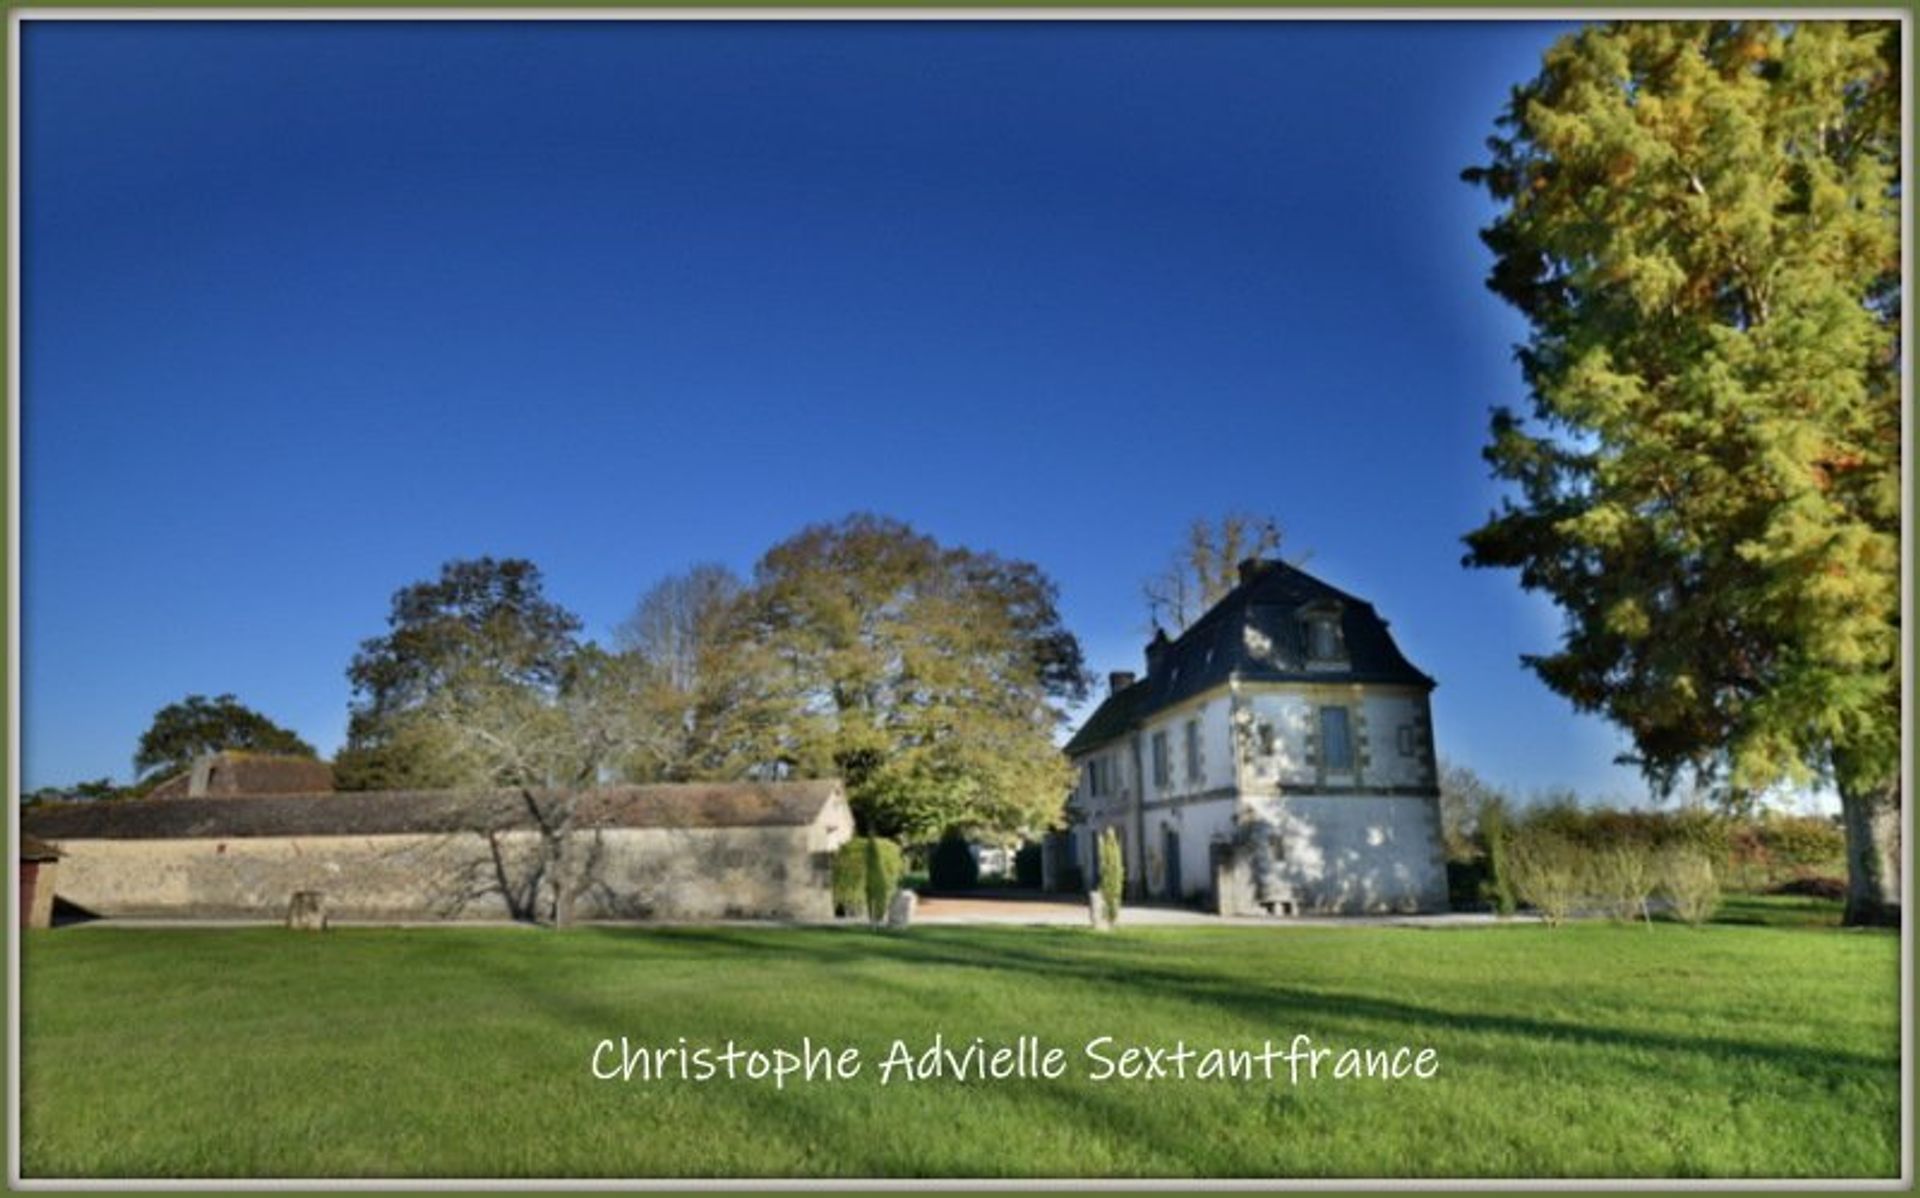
[832,837,903,918]
[1476,802,1844,899]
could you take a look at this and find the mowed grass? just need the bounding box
[21,907,1899,1180]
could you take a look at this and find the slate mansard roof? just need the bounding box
[1064,560,1434,756]
[21,781,848,842]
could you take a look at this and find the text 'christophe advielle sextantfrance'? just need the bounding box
[589,1034,1440,1089]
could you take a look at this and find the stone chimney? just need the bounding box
[1237,557,1277,586]
[1107,670,1137,696]
[1144,628,1172,676]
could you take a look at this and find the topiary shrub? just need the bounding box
[864,835,892,925]
[928,828,980,891]
[832,836,903,920]
[1097,827,1124,926]
[1013,842,1043,890]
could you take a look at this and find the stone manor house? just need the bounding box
[1055,558,1447,914]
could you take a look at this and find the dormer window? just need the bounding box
[1310,619,1338,659]
[1301,603,1346,663]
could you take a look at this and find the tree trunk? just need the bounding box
[549,833,574,928]
[1840,772,1901,928]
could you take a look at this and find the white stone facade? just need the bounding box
[1059,561,1448,914]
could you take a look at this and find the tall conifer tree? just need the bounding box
[1462,21,1901,923]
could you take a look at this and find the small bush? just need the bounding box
[1505,827,1583,927]
[1013,842,1043,889]
[1479,797,1516,917]
[928,829,981,891]
[1590,843,1657,924]
[1657,846,1721,926]
[1097,828,1124,925]
[832,837,903,919]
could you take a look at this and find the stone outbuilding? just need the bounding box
[143,751,335,800]
[19,834,63,929]
[22,781,853,923]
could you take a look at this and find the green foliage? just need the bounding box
[1758,812,1847,873]
[830,837,903,921]
[331,720,476,793]
[928,829,981,891]
[1097,828,1124,924]
[1466,794,1843,906]
[743,514,1089,841]
[1462,21,1901,917]
[1438,762,1506,861]
[1478,796,1517,916]
[133,694,316,781]
[24,778,133,805]
[863,835,900,926]
[339,558,589,790]
[613,565,790,784]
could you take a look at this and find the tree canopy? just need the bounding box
[614,564,789,783]
[1461,20,1901,922]
[335,557,586,791]
[334,525,1090,844]
[744,514,1090,841]
[134,693,316,781]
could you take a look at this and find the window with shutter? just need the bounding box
[1320,707,1354,771]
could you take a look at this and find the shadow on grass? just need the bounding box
[580,924,1893,1092]
[445,927,1278,1178]
[1711,895,1847,930]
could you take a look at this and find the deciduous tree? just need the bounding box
[614,564,790,782]
[336,558,584,791]
[1462,21,1900,923]
[745,514,1090,841]
[412,644,654,926]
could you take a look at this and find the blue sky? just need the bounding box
[22,17,1674,804]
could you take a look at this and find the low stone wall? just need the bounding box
[49,825,837,922]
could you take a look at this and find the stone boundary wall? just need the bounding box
[51,825,840,922]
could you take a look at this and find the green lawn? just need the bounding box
[21,908,1900,1180]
